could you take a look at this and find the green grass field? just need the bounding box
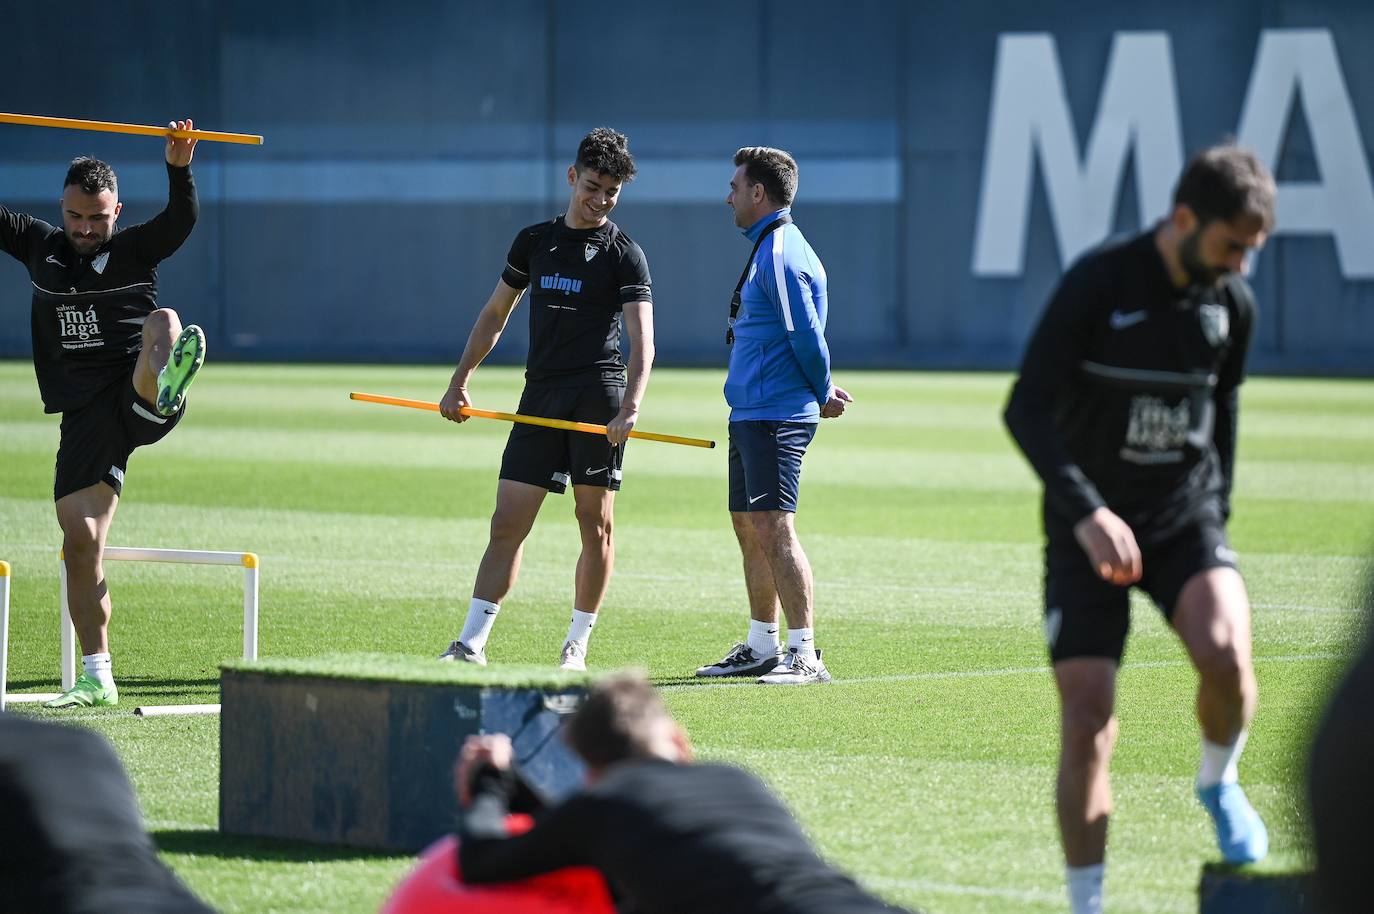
[1,361,1370,914]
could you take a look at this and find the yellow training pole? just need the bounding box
[0,112,264,145]
[349,391,716,449]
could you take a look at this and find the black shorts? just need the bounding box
[1043,515,1239,663]
[727,420,817,513]
[499,384,624,494]
[54,376,184,501]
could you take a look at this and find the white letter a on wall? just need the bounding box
[1238,29,1374,279]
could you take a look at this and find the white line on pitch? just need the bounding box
[859,876,1063,905]
[860,875,1191,913]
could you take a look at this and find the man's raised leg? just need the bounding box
[1055,657,1119,914]
[1173,567,1267,863]
[45,483,120,708]
[132,308,204,417]
[441,480,547,665]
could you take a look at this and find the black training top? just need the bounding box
[459,759,914,914]
[1003,227,1254,540]
[0,162,198,414]
[500,216,652,388]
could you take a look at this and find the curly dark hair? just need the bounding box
[64,157,118,196]
[575,127,637,182]
[1174,144,1275,230]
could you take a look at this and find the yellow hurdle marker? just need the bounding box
[350,391,717,449]
[0,112,264,145]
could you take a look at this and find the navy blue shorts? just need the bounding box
[727,420,817,513]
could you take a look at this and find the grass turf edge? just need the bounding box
[222,652,603,689]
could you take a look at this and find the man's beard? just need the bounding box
[67,232,105,256]
[1179,229,1227,288]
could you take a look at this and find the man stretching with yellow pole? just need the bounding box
[436,127,654,671]
[0,121,205,708]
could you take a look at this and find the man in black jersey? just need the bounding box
[454,674,915,914]
[1005,146,1275,914]
[0,122,206,709]
[437,128,654,671]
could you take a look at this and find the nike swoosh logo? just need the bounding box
[483,609,498,615]
[45,255,66,268]
[549,246,558,252]
[1109,310,1148,330]
[586,466,608,475]
[749,493,768,504]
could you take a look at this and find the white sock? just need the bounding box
[566,609,597,646]
[82,652,114,688]
[1197,731,1248,788]
[787,627,817,660]
[747,619,780,656]
[459,598,500,652]
[1066,863,1104,914]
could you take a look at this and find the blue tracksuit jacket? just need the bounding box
[724,208,833,422]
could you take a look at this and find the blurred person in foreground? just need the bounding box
[0,712,215,912]
[455,673,917,914]
[1308,566,1374,914]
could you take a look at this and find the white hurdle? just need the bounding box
[58,547,260,710]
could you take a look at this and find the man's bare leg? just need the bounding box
[748,510,829,683]
[694,513,788,677]
[132,308,182,403]
[731,511,782,625]
[560,485,616,669]
[745,510,813,633]
[1172,566,1267,862]
[1054,657,1118,914]
[45,483,121,706]
[443,480,547,663]
[571,485,615,614]
[472,480,547,603]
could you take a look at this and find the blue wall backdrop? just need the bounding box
[1,1,1371,374]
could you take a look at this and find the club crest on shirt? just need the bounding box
[584,243,598,262]
[1199,303,1229,347]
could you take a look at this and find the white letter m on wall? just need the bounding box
[971,32,1184,276]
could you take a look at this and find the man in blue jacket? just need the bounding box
[695,147,852,685]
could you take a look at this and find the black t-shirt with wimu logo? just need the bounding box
[0,163,198,414]
[500,216,652,388]
[1004,228,1255,541]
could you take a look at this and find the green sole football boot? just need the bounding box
[156,324,206,416]
[42,672,119,709]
